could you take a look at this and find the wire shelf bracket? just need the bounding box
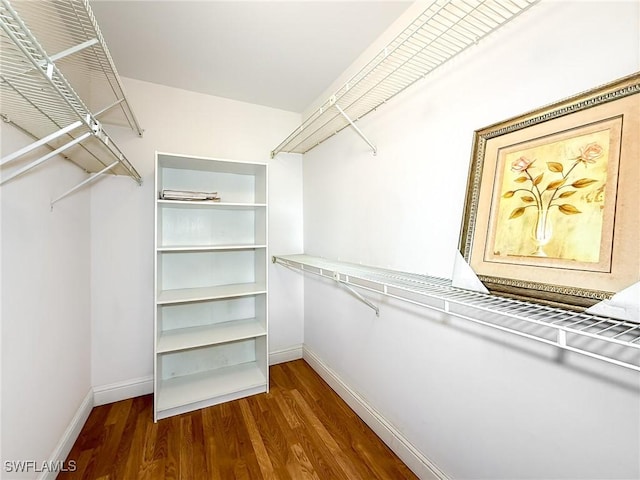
[273,254,640,372]
[334,103,377,156]
[271,0,541,157]
[0,0,143,205]
[337,277,381,316]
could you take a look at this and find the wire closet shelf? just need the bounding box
[273,255,640,372]
[271,0,540,157]
[0,0,142,204]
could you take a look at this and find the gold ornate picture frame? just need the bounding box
[459,73,640,309]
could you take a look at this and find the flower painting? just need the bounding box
[459,72,639,308]
[490,129,611,264]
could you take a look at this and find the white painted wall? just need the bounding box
[302,1,640,479]
[0,124,92,478]
[90,78,304,391]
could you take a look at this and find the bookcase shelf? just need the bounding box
[156,283,268,305]
[157,317,267,354]
[156,361,267,418]
[157,244,267,253]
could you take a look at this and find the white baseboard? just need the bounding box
[93,375,153,406]
[302,346,449,480]
[38,389,94,480]
[269,344,303,365]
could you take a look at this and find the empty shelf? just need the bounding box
[156,362,267,413]
[157,283,268,305]
[157,244,267,253]
[157,318,267,353]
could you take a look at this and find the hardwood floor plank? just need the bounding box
[189,410,208,480]
[210,404,236,479]
[74,405,110,451]
[232,458,251,480]
[69,448,94,479]
[179,415,194,480]
[265,389,334,479]
[272,387,301,429]
[95,400,132,478]
[201,407,222,480]
[269,361,297,391]
[163,416,180,480]
[61,360,418,480]
[138,459,165,480]
[278,388,349,479]
[151,415,167,462]
[290,388,369,480]
[141,418,158,466]
[245,397,286,472]
[238,399,277,480]
[289,442,322,480]
[229,402,264,479]
[122,412,148,479]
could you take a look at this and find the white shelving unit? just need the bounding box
[154,153,268,421]
[273,254,640,372]
[0,0,142,205]
[271,0,540,157]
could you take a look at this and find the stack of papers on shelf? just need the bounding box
[160,189,221,201]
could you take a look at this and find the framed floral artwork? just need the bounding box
[459,72,640,309]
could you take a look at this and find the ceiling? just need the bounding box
[90,1,413,113]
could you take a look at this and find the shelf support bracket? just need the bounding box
[272,256,380,316]
[94,98,125,118]
[334,104,377,155]
[50,160,119,208]
[333,272,380,316]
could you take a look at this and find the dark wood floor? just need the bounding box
[60,359,417,479]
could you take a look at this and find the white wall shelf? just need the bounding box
[0,0,142,203]
[157,200,267,209]
[155,152,268,421]
[156,283,268,306]
[271,0,540,157]
[157,318,267,354]
[157,245,268,253]
[273,254,640,372]
[156,360,267,414]
[157,363,266,413]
